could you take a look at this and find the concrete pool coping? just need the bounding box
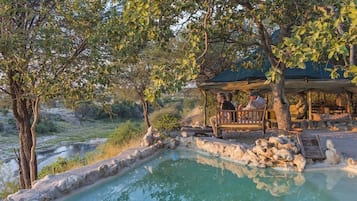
[6,130,357,201]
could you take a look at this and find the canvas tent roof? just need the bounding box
[199,61,357,94]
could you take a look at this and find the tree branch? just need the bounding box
[55,39,88,76]
[208,37,259,46]
[0,87,12,95]
[196,0,213,66]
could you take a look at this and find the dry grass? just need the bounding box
[85,136,143,163]
[38,130,144,179]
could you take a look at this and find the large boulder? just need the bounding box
[293,154,306,172]
[324,139,341,165]
[142,126,154,147]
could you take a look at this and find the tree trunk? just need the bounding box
[14,98,37,189]
[30,97,40,183]
[10,72,38,189]
[140,95,151,128]
[271,66,291,131]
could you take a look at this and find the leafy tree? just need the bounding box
[110,56,152,128]
[105,0,192,128]
[111,0,198,101]
[0,0,108,188]
[131,0,328,130]
[273,0,356,81]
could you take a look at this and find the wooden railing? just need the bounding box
[217,105,267,135]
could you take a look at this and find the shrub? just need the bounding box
[38,121,145,179]
[111,101,142,119]
[1,108,9,116]
[150,107,181,132]
[7,118,17,130]
[36,118,58,135]
[38,155,85,179]
[156,113,181,131]
[107,120,144,146]
[74,101,142,120]
[74,102,101,120]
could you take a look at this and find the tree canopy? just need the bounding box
[273,0,356,81]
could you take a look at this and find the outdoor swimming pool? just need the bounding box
[62,149,357,201]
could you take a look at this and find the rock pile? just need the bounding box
[142,126,161,147]
[142,126,180,149]
[184,135,306,172]
[243,136,306,172]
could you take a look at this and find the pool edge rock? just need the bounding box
[6,143,163,201]
[179,136,306,172]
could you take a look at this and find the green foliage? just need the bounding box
[38,156,86,179]
[182,97,198,115]
[0,0,112,187]
[35,118,58,135]
[0,180,18,199]
[7,118,17,130]
[1,107,9,116]
[74,101,142,120]
[183,98,197,110]
[150,106,182,132]
[273,0,357,81]
[0,161,19,199]
[200,92,217,120]
[74,102,101,120]
[107,121,144,146]
[156,113,181,132]
[111,101,142,119]
[0,122,3,132]
[38,120,145,179]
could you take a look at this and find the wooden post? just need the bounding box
[347,91,352,114]
[308,90,312,120]
[352,93,355,115]
[308,90,312,128]
[201,89,207,127]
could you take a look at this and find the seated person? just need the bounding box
[227,92,238,107]
[209,92,235,137]
[237,91,266,120]
[296,92,307,119]
[238,91,266,110]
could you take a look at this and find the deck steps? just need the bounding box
[297,133,325,160]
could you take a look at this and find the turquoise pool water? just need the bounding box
[63,150,357,201]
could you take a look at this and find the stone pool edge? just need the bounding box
[7,136,357,201]
[6,143,163,201]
